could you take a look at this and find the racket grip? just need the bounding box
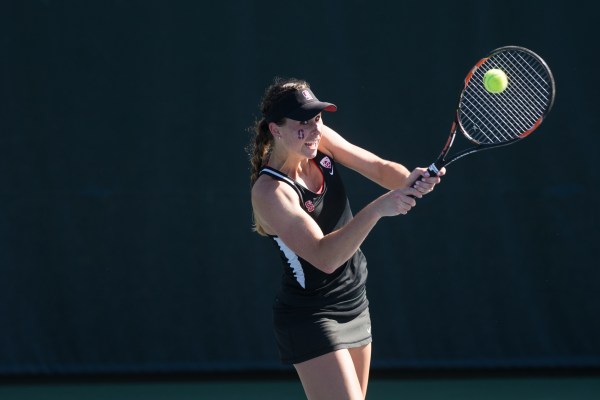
[408,163,441,199]
[410,163,441,188]
[426,163,441,177]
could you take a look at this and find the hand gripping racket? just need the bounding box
[421,46,555,178]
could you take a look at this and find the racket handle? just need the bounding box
[408,163,441,198]
[427,163,441,177]
[410,163,441,188]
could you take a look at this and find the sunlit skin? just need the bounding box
[251,110,444,400]
[266,114,324,182]
[253,113,445,273]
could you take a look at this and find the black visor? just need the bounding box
[266,88,337,122]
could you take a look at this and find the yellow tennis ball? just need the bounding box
[483,69,508,93]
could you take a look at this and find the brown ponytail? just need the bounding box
[248,118,273,186]
[246,77,310,235]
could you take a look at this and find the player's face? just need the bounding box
[279,114,323,159]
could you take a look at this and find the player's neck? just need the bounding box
[266,150,311,180]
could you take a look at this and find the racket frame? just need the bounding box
[426,45,555,177]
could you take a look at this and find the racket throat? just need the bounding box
[429,127,457,176]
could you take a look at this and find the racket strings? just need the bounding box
[504,52,552,108]
[459,49,553,145]
[468,53,549,140]
[487,53,549,125]
[466,57,546,141]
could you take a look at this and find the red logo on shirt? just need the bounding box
[320,156,332,169]
[305,200,315,212]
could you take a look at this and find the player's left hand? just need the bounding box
[409,167,445,195]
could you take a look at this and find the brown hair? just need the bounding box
[247,77,309,235]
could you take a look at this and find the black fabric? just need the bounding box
[274,307,372,364]
[266,88,337,122]
[259,152,369,317]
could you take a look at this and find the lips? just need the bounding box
[304,131,320,147]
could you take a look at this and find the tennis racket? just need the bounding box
[420,45,555,179]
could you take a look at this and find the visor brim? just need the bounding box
[286,102,337,121]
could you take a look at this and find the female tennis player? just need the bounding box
[248,77,444,400]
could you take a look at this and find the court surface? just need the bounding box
[1,373,599,399]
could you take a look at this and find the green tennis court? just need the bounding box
[1,374,599,399]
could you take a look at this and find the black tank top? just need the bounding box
[259,151,368,318]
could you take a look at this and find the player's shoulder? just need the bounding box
[252,172,298,206]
